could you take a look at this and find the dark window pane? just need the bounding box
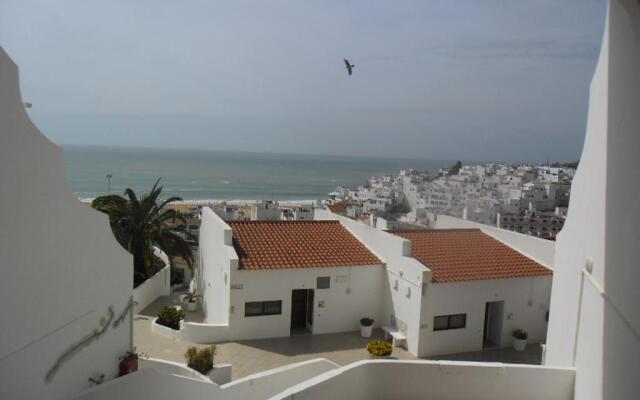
[433,315,449,331]
[449,314,466,329]
[245,302,263,317]
[263,300,282,315]
[317,276,331,289]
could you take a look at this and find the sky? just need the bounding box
[0,0,606,162]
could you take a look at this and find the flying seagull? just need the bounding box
[344,59,355,76]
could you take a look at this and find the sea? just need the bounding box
[62,145,452,202]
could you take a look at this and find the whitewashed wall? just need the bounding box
[546,2,640,400]
[273,360,575,400]
[228,265,385,340]
[315,209,431,356]
[199,208,234,325]
[0,48,133,400]
[133,264,170,313]
[75,359,339,400]
[421,276,551,356]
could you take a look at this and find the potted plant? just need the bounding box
[360,317,374,338]
[156,306,185,330]
[512,329,528,351]
[118,348,147,377]
[185,345,216,377]
[184,291,201,312]
[366,340,392,358]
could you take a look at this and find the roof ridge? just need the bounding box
[228,220,339,224]
[389,228,481,233]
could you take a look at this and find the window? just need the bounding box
[317,276,331,289]
[433,314,467,331]
[245,300,282,317]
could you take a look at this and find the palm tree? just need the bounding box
[92,179,194,287]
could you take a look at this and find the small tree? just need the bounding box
[448,160,463,175]
[92,179,194,287]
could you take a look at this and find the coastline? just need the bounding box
[78,197,317,206]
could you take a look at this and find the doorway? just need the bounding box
[291,289,313,334]
[483,301,504,348]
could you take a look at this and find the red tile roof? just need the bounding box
[228,220,383,270]
[390,229,551,283]
[326,201,352,214]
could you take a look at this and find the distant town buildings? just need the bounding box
[329,162,575,240]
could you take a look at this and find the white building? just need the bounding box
[199,218,385,340]
[1,1,639,398]
[198,208,552,357]
[251,200,282,220]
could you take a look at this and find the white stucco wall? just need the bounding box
[75,358,339,400]
[228,265,385,340]
[315,209,431,356]
[545,2,640,400]
[420,276,551,356]
[199,207,234,325]
[273,360,575,400]
[0,48,133,400]
[133,264,171,313]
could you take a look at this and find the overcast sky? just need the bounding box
[1,0,605,162]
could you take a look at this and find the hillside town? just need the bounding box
[327,162,576,240]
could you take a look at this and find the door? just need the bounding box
[291,289,309,334]
[483,301,504,348]
[306,289,314,328]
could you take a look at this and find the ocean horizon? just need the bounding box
[62,145,453,201]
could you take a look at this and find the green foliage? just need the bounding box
[512,329,528,340]
[185,345,216,375]
[360,317,374,326]
[184,291,201,303]
[366,340,392,357]
[171,266,185,285]
[377,195,412,221]
[92,179,194,287]
[157,306,185,330]
[448,160,463,175]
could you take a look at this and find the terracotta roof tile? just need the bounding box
[228,220,382,270]
[390,229,552,283]
[326,201,352,214]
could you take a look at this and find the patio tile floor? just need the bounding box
[135,295,542,380]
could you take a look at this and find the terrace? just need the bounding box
[136,292,541,380]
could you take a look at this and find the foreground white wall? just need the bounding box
[75,358,339,400]
[0,48,133,400]
[273,360,575,400]
[546,2,640,400]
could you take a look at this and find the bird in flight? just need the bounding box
[344,59,355,76]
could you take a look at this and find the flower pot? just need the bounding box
[360,324,373,338]
[119,354,139,376]
[186,301,199,312]
[513,337,527,351]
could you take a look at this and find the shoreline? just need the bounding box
[78,197,317,206]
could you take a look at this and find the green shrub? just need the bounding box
[185,345,216,375]
[360,317,374,326]
[513,329,528,340]
[366,340,392,357]
[156,306,185,330]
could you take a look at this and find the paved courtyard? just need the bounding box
[135,295,542,380]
